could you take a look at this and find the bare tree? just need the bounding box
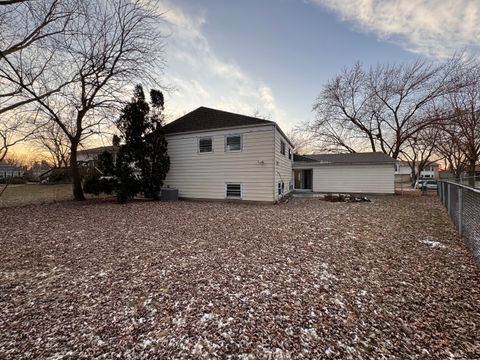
[310,59,459,158]
[33,121,70,168]
[400,126,440,185]
[0,0,73,114]
[311,63,378,153]
[435,123,466,178]
[0,115,35,162]
[1,0,165,200]
[444,63,480,185]
[286,128,313,155]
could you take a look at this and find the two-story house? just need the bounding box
[77,107,397,200]
[163,107,294,202]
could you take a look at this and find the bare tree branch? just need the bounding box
[2,0,166,200]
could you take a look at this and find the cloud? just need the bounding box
[158,1,288,128]
[311,0,480,58]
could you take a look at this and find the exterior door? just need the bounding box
[294,169,313,190]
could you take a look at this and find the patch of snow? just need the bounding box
[420,240,446,249]
[48,351,74,360]
[325,347,334,357]
[200,313,215,322]
[141,339,153,349]
[301,327,319,340]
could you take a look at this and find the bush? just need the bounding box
[47,168,73,184]
[83,175,101,195]
[99,177,117,195]
[83,175,118,196]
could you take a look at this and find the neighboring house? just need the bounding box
[77,145,119,167]
[27,161,52,181]
[420,163,440,179]
[0,163,25,178]
[394,161,440,183]
[394,161,411,183]
[163,107,294,202]
[293,152,396,194]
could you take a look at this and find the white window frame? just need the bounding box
[198,136,213,154]
[280,140,286,156]
[225,134,242,152]
[225,182,242,199]
[288,148,292,160]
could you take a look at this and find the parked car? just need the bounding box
[415,179,438,191]
[414,179,425,189]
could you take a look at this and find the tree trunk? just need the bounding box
[467,160,476,187]
[70,141,85,201]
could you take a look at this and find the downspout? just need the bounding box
[273,126,277,202]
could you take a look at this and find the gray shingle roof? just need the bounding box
[294,152,396,164]
[0,163,24,172]
[77,145,119,156]
[164,107,275,134]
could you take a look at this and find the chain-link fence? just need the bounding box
[438,181,480,264]
[456,176,480,189]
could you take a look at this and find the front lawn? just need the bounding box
[0,184,73,208]
[0,194,478,358]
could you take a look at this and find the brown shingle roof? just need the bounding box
[164,107,275,134]
[295,152,396,165]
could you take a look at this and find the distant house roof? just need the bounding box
[77,145,119,156]
[294,152,396,165]
[0,163,24,172]
[30,162,51,172]
[164,107,294,147]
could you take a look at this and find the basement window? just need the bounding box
[278,181,284,195]
[226,183,242,199]
[226,134,242,152]
[199,137,212,153]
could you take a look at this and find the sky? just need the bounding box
[157,0,480,132]
[10,0,480,161]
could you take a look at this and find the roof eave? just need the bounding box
[165,122,275,137]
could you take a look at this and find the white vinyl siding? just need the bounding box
[164,125,276,202]
[274,128,293,200]
[309,164,394,194]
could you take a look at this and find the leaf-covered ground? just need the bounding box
[0,194,479,359]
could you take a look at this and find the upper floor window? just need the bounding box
[226,135,242,152]
[199,137,212,153]
[288,148,292,160]
[280,140,286,155]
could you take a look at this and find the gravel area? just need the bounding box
[0,194,479,359]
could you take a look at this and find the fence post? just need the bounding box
[443,182,447,206]
[447,183,451,215]
[458,186,463,236]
